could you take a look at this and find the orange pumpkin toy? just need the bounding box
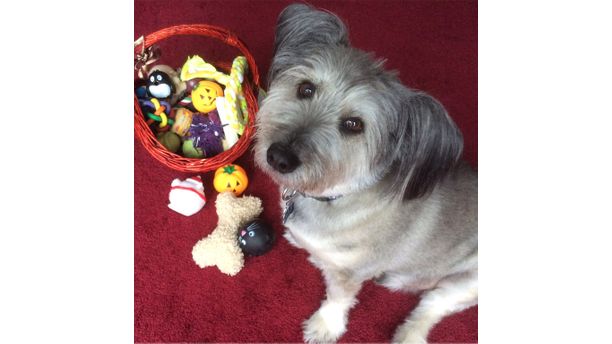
[213,164,249,196]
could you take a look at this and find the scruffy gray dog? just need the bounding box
[254,4,477,343]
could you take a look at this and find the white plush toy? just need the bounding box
[168,176,206,216]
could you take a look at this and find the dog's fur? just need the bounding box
[254,4,477,343]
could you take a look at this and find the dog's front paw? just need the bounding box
[303,304,347,344]
[391,322,428,344]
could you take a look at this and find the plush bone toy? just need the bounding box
[192,192,262,276]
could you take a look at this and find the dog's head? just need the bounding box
[254,4,463,200]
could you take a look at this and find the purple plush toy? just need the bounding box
[187,112,225,157]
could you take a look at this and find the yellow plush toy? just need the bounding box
[191,192,262,276]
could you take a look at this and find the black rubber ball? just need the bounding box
[238,220,275,256]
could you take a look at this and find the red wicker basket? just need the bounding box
[134,24,260,172]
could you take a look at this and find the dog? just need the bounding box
[253,4,477,343]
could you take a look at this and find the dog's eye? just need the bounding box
[340,117,364,134]
[297,81,315,99]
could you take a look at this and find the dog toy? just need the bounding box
[156,131,181,153]
[135,79,148,99]
[140,98,174,129]
[185,78,205,93]
[181,55,215,80]
[191,80,224,113]
[180,55,249,148]
[168,176,206,216]
[182,139,204,159]
[172,107,194,136]
[215,96,240,150]
[178,96,193,108]
[238,220,275,256]
[213,164,249,196]
[186,113,225,157]
[147,70,174,99]
[226,56,249,134]
[147,65,186,104]
[192,192,263,276]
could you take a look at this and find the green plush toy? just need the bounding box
[182,139,204,158]
[156,131,181,153]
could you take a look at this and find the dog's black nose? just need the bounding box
[266,142,301,173]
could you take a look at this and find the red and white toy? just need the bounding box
[168,176,206,216]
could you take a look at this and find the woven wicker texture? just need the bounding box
[134,24,260,172]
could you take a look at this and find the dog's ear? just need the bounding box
[388,91,464,201]
[269,4,349,83]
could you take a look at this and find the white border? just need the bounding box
[1,0,134,342]
[1,0,612,343]
[480,1,612,343]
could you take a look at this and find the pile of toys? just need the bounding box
[135,55,250,158]
[167,164,275,276]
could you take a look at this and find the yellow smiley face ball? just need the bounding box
[191,80,224,113]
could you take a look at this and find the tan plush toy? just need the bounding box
[192,192,263,276]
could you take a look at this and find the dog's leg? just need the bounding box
[392,270,478,344]
[303,269,362,343]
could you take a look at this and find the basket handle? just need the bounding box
[134,24,260,88]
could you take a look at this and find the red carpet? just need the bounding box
[135,1,477,342]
